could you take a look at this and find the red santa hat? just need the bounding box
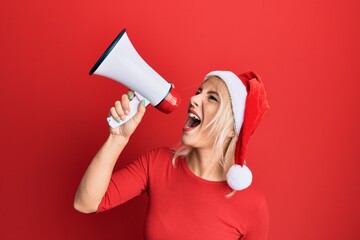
[205,71,269,191]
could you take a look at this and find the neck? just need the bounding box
[187,148,225,181]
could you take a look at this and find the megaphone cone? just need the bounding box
[89,29,180,128]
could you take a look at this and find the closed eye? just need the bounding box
[208,95,219,102]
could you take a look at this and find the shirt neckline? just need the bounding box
[181,158,228,185]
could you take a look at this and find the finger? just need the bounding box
[121,94,130,116]
[114,100,126,121]
[109,107,121,123]
[132,99,146,124]
[127,90,134,100]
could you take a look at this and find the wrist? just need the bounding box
[107,133,129,146]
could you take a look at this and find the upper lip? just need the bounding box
[188,108,201,121]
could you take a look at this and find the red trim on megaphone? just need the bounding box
[155,86,181,114]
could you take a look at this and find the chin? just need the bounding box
[180,135,189,145]
[181,134,194,147]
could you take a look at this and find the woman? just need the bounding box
[74,70,270,239]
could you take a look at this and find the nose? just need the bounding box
[190,93,201,107]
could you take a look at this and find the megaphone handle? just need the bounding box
[107,92,150,128]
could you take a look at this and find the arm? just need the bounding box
[74,93,146,213]
[243,197,270,240]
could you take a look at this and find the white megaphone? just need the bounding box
[89,29,181,128]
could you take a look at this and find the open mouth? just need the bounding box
[184,111,201,131]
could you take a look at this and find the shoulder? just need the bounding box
[231,185,268,215]
[136,146,174,168]
[242,186,266,201]
[140,146,174,159]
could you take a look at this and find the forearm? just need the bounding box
[74,134,129,213]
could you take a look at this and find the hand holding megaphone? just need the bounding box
[107,90,148,137]
[89,29,180,128]
[107,91,150,128]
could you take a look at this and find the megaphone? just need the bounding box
[89,29,180,128]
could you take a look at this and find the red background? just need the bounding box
[1,0,359,239]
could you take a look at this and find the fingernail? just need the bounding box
[124,110,130,115]
[142,100,146,106]
[121,115,127,121]
[116,118,121,123]
[128,92,133,100]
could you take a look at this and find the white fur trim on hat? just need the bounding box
[206,71,247,135]
[226,164,252,190]
[206,70,251,191]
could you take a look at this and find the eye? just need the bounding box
[208,95,219,102]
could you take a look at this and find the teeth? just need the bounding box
[188,112,200,121]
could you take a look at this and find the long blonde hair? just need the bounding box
[172,76,238,176]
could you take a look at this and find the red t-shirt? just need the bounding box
[97,147,269,240]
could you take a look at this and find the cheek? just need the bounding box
[205,106,219,120]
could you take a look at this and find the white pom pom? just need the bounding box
[226,164,252,191]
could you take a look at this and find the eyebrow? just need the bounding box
[198,88,220,96]
[207,90,220,96]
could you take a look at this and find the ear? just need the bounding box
[227,130,235,138]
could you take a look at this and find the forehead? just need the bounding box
[201,76,228,93]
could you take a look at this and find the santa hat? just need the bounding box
[205,71,269,191]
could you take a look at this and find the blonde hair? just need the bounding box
[172,76,238,177]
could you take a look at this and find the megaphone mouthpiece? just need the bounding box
[155,86,181,114]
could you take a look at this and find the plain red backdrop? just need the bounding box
[1,0,359,239]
